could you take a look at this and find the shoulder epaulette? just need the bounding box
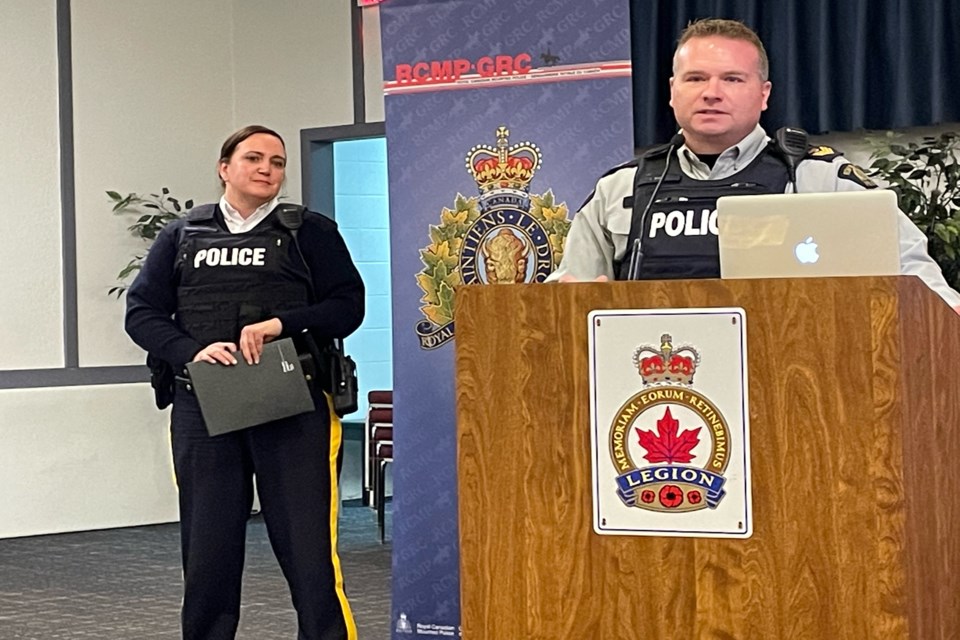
[837,162,878,189]
[805,145,843,161]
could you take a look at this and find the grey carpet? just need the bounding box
[0,504,391,639]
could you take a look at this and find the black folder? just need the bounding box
[185,337,316,436]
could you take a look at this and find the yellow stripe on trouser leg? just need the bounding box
[326,393,358,640]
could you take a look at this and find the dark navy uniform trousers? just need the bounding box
[170,387,355,640]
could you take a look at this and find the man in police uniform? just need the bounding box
[548,18,960,311]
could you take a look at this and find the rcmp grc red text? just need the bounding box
[395,53,532,84]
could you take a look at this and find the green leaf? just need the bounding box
[420,248,440,271]
[109,186,192,296]
[436,281,455,322]
[434,259,449,283]
[117,263,142,279]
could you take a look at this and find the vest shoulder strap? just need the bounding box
[625,149,676,207]
[177,204,219,255]
[632,139,689,187]
[185,203,218,222]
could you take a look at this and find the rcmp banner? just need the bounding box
[379,0,634,636]
[588,308,753,538]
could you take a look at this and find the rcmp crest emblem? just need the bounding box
[414,126,571,349]
[608,334,731,513]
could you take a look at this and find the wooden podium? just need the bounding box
[455,276,960,640]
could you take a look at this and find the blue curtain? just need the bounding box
[631,0,960,147]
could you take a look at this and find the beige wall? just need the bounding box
[0,385,176,538]
[72,0,235,367]
[1,0,368,538]
[232,0,356,203]
[363,5,386,123]
[0,0,63,370]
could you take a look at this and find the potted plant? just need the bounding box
[867,130,960,290]
[108,187,192,296]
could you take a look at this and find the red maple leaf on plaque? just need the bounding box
[636,407,701,464]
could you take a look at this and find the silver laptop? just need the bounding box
[717,190,901,279]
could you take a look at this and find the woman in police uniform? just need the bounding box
[125,125,363,640]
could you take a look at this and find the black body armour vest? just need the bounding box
[616,145,791,280]
[174,205,313,346]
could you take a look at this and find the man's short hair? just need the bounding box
[674,18,769,82]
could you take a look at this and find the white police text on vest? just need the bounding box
[193,247,267,269]
[648,209,719,237]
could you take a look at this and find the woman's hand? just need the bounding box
[193,342,239,365]
[239,318,283,365]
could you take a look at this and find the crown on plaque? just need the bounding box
[465,126,542,196]
[632,334,701,386]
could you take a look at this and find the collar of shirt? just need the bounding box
[219,195,280,234]
[676,125,769,180]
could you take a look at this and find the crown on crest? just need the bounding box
[465,126,542,196]
[632,334,701,386]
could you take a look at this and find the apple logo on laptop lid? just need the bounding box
[795,237,819,264]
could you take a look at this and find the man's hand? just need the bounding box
[239,318,283,365]
[954,305,960,315]
[193,342,239,366]
[557,274,610,283]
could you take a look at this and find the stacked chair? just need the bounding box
[363,390,393,542]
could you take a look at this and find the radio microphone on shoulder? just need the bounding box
[774,127,808,194]
[626,132,685,280]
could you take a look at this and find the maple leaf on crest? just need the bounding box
[636,407,701,464]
